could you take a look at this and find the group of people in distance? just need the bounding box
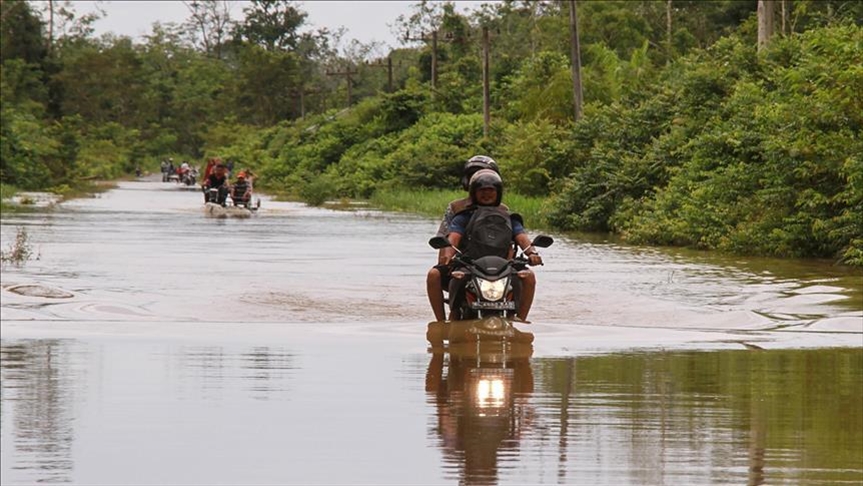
[201,158,254,207]
[160,158,193,182]
[426,155,544,324]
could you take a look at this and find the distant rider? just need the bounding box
[160,159,170,182]
[230,171,252,207]
[444,169,542,322]
[202,163,229,206]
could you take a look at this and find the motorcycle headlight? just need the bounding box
[478,278,506,301]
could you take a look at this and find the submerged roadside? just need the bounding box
[0,180,119,213]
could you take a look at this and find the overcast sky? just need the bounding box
[69,1,490,50]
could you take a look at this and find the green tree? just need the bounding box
[0,0,47,65]
[234,0,308,51]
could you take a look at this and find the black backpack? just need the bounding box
[463,206,514,259]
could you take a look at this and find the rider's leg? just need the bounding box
[448,275,467,321]
[427,266,447,322]
[516,269,536,322]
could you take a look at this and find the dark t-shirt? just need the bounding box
[206,173,227,188]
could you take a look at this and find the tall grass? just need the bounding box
[369,188,552,230]
[0,183,19,201]
[0,183,20,212]
[0,227,38,266]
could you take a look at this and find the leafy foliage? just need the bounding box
[1,0,860,265]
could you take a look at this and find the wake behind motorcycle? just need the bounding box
[428,234,553,322]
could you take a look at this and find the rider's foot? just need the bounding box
[512,316,532,324]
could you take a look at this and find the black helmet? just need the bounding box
[461,155,500,191]
[468,169,503,206]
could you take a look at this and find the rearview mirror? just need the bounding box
[429,236,451,249]
[532,235,554,248]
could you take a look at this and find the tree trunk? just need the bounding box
[48,0,54,53]
[482,26,490,138]
[666,0,673,63]
[568,0,584,121]
[757,0,776,52]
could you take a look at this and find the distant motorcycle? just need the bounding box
[181,168,198,186]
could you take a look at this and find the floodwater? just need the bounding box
[1,178,861,485]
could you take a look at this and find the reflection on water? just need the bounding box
[425,346,863,486]
[1,338,861,484]
[0,339,298,485]
[0,340,77,484]
[426,343,535,485]
[171,346,295,400]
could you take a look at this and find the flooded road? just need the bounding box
[1,179,861,485]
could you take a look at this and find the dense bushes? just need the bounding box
[614,26,863,264]
[211,23,861,265]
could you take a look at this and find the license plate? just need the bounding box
[470,301,516,310]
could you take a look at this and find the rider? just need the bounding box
[202,163,229,206]
[444,169,543,322]
[230,171,252,206]
[427,156,532,322]
[160,159,170,182]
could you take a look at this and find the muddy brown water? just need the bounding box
[1,179,861,485]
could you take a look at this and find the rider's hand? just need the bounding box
[441,247,456,266]
[527,252,543,266]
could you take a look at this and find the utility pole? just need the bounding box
[482,26,490,138]
[404,29,454,91]
[294,86,324,120]
[326,66,359,107]
[568,0,584,121]
[366,57,395,93]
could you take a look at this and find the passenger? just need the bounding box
[444,169,543,322]
[427,156,528,322]
[241,168,256,185]
[230,172,252,207]
[202,158,218,181]
[202,164,229,206]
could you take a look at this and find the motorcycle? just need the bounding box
[204,187,225,205]
[181,168,198,186]
[428,234,553,322]
[230,192,261,211]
